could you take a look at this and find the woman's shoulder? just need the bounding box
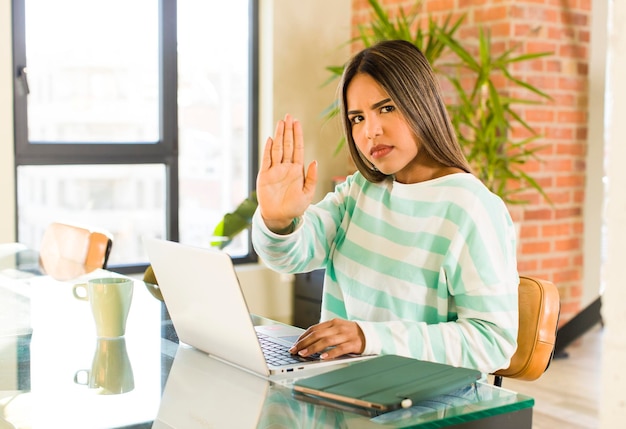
[340,172,502,206]
[391,173,506,211]
[442,175,514,228]
[391,172,485,195]
[339,171,368,187]
[433,173,500,198]
[336,171,390,193]
[431,172,484,189]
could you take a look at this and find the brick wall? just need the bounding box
[351,0,590,323]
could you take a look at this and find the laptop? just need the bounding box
[143,237,370,378]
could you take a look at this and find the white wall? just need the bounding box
[582,0,607,304]
[0,0,16,243]
[243,0,351,323]
[262,0,351,202]
[600,0,626,425]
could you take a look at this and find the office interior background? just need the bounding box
[1,0,625,427]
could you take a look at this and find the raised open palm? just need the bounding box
[256,114,318,233]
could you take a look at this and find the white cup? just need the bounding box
[74,337,134,395]
[73,277,134,338]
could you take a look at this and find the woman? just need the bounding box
[252,40,518,374]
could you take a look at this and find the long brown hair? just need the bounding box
[339,39,471,182]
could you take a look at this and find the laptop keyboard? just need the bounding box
[257,332,321,366]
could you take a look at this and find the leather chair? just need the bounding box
[493,276,561,387]
[38,222,113,281]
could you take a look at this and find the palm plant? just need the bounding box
[438,28,552,203]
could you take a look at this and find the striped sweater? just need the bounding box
[252,172,519,373]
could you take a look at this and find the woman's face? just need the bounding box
[346,73,420,183]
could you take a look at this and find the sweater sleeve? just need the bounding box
[251,192,343,274]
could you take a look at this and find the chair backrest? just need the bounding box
[493,276,560,386]
[39,222,113,281]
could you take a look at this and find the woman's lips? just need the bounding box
[370,145,393,159]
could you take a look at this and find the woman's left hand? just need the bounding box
[289,318,366,359]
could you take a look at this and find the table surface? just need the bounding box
[0,245,533,429]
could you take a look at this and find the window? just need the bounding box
[13,0,259,272]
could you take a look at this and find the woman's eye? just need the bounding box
[350,115,363,124]
[381,105,395,113]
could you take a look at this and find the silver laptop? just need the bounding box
[143,237,368,378]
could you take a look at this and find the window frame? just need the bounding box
[12,0,259,273]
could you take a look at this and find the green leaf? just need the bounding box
[211,192,258,248]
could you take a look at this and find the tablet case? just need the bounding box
[292,355,481,415]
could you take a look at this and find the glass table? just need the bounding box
[0,245,533,428]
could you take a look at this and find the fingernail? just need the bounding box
[320,353,328,359]
[298,349,308,356]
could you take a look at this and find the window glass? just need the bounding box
[17,164,166,266]
[15,0,257,269]
[177,0,252,257]
[24,0,159,143]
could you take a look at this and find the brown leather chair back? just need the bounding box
[39,222,113,281]
[493,276,560,386]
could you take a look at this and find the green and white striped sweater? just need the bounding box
[252,172,519,373]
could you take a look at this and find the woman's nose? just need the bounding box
[365,117,382,139]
